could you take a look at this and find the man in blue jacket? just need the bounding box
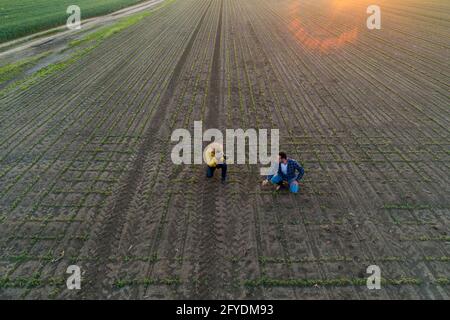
[263,152,305,193]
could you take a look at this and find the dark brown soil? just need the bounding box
[0,0,448,299]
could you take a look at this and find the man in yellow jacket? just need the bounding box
[205,143,227,183]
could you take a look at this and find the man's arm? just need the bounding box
[294,161,304,181]
[208,158,217,167]
[205,150,217,167]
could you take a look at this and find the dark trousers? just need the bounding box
[206,163,227,180]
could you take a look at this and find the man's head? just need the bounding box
[279,151,288,164]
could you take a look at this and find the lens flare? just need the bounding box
[288,1,360,53]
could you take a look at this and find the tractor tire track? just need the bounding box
[195,0,224,299]
[81,1,213,298]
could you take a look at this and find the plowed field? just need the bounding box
[0,0,449,299]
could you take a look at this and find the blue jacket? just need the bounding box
[278,159,305,181]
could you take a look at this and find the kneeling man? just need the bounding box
[205,143,227,183]
[266,152,304,193]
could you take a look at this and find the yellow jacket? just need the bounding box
[205,148,224,167]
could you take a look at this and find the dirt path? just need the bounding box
[0,0,164,58]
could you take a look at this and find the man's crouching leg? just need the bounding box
[289,180,299,193]
[206,166,215,178]
[270,175,283,191]
[217,163,227,181]
[270,175,283,185]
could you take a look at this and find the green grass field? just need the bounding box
[0,0,149,43]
